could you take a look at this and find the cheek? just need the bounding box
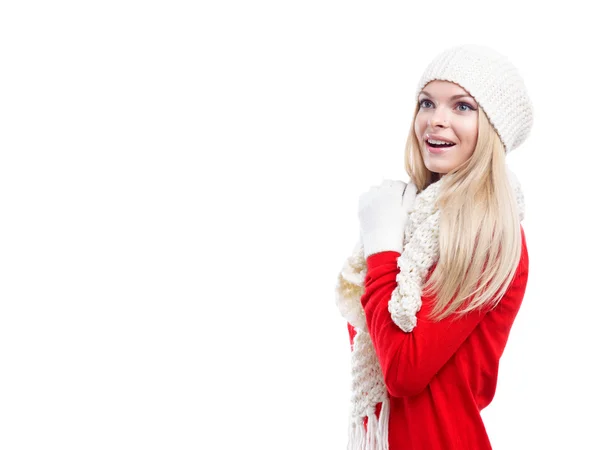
[469,125,478,142]
[414,116,426,136]
[466,118,479,142]
[461,125,478,157]
[457,122,478,145]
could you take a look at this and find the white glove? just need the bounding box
[358,179,418,258]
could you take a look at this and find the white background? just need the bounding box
[1,1,598,449]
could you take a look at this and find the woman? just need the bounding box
[335,44,533,450]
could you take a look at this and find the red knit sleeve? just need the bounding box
[361,226,529,398]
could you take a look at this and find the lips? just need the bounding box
[425,133,456,144]
[426,141,454,154]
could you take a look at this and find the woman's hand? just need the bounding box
[358,179,418,258]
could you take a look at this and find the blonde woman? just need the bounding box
[335,44,533,450]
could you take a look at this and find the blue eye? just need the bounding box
[457,103,475,112]
[419,99,475,112]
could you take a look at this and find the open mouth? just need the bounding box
[426,139,456,148]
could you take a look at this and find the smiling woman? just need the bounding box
[415,80,480,175]
[334,44,534,450]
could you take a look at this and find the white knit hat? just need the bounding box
[415,44,534,154]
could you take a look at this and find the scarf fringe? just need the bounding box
[347,399,390,450]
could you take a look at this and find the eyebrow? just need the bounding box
[419,90,474,101]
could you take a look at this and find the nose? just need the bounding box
[429,108,449,128]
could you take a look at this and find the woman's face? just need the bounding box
[414,80,479,175]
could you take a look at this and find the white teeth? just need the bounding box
[427,139,455,145]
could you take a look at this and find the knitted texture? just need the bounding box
[389,181,443,332]
[335,167,526,450]
[415,44,534,154]
[336,241,368,331]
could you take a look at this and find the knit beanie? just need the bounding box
[415,44,534,154]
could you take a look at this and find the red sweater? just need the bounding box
[348,225,529,450]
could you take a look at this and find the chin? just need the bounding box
[424,162,449,175]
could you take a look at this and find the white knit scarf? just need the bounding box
[335,168,525,450]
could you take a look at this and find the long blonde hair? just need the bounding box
[404,103,522,321]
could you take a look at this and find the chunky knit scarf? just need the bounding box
[335,168,525,450]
